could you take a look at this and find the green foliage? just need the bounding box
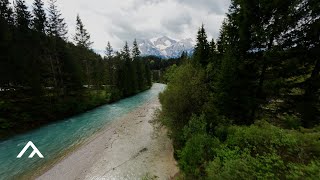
[32,0,46,33]
[226,121,320,161]
[47,0,67,39]
[159,63,208,129]
[159,63,209,151]
[162,64,178,83]
[183,114,207,139]
[0,1,152,139]
[178,134,219,178]
[205,122,320,179]
[280,114,301,130]
[176,118,303,180]
[159,0,320,176]
[14,0,31,30]
[178,115,219,178]
[206,148,257,180]
[73,14,92,48]
[193,24,210,66]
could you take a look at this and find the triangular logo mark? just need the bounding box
[17,141,44,158]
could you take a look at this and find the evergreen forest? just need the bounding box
[159,0,320,178]
[0,0,152,138]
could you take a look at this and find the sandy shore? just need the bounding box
[37,97,178,180]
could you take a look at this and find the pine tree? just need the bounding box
[12,0,34,89]
[14,0,31,30]
[209,38,219,65]
[193,24,210,66]
[104,41,113,86]
[209,39,217,57]
[121,41,130,60]
[131,39,140,91]
[132,39,140,60]
[32,0,46,33]
[73,14,93,48]
[105,41,113,59]
[121,41,135,95]
[47,0,67,40]
[46,0,68,91]
[72,15,94,87]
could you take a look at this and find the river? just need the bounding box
[0,83,166,180]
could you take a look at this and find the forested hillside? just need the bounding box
[159,0,320,179]
[0,0,151,138]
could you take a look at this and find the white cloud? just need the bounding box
[22,0,230,51]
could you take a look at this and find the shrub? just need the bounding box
[159,63,208,130]
[205,121,320,179]
[206,148,256,180]
[183,114,207,140]
[280,114,301,129]
[178,134,219,179]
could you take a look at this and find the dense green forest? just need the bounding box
[143,54,187,83]
[0,0,152,139]
[159,0,320,179]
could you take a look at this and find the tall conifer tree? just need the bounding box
[105,41,113,59]
[14,0,31,30]
[47,0,67,39]
[73,14,92,48]
[193,24,209,66]
[132,39,140,59]
[32,0,46,33]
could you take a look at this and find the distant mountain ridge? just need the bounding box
[137,36,194,58]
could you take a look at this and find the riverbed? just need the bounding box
[37,97,178,180]
[0,83,178,179]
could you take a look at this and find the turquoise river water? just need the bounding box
[0,83,166,180]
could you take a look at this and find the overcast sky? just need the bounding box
[22,0,231,51]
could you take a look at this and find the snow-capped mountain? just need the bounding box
[138,36,194,58]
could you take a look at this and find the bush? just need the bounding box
[225,121,320,163]
[178,134,219,179]
[206,148,257,180]
[159,63,208,139]
[183,114,207,140]
[280,114,301,129]
[177,115,220,178]
[205,121,320,179]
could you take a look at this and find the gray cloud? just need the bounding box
[23,0,230,51]
[177,0,230,15]
[161,12,192,34]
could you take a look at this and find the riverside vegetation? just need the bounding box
[0,0,153,139]
[159,0,320,179]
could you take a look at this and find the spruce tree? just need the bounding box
[13,0,34,88]
[193,24,210,66]
[131,39,145,90]
[121,41,130,60]
[73,14,93,48]
[121,41,135,95]
[32,0,46,33]
[209,39,217,57]
[131,39,139,91]
[14,0,31,30]
[46,0,68,92]
[47,0,67,40]
[105,41,113,59]
[132,39,140,60]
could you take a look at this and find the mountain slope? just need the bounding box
[138,36,194,58]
